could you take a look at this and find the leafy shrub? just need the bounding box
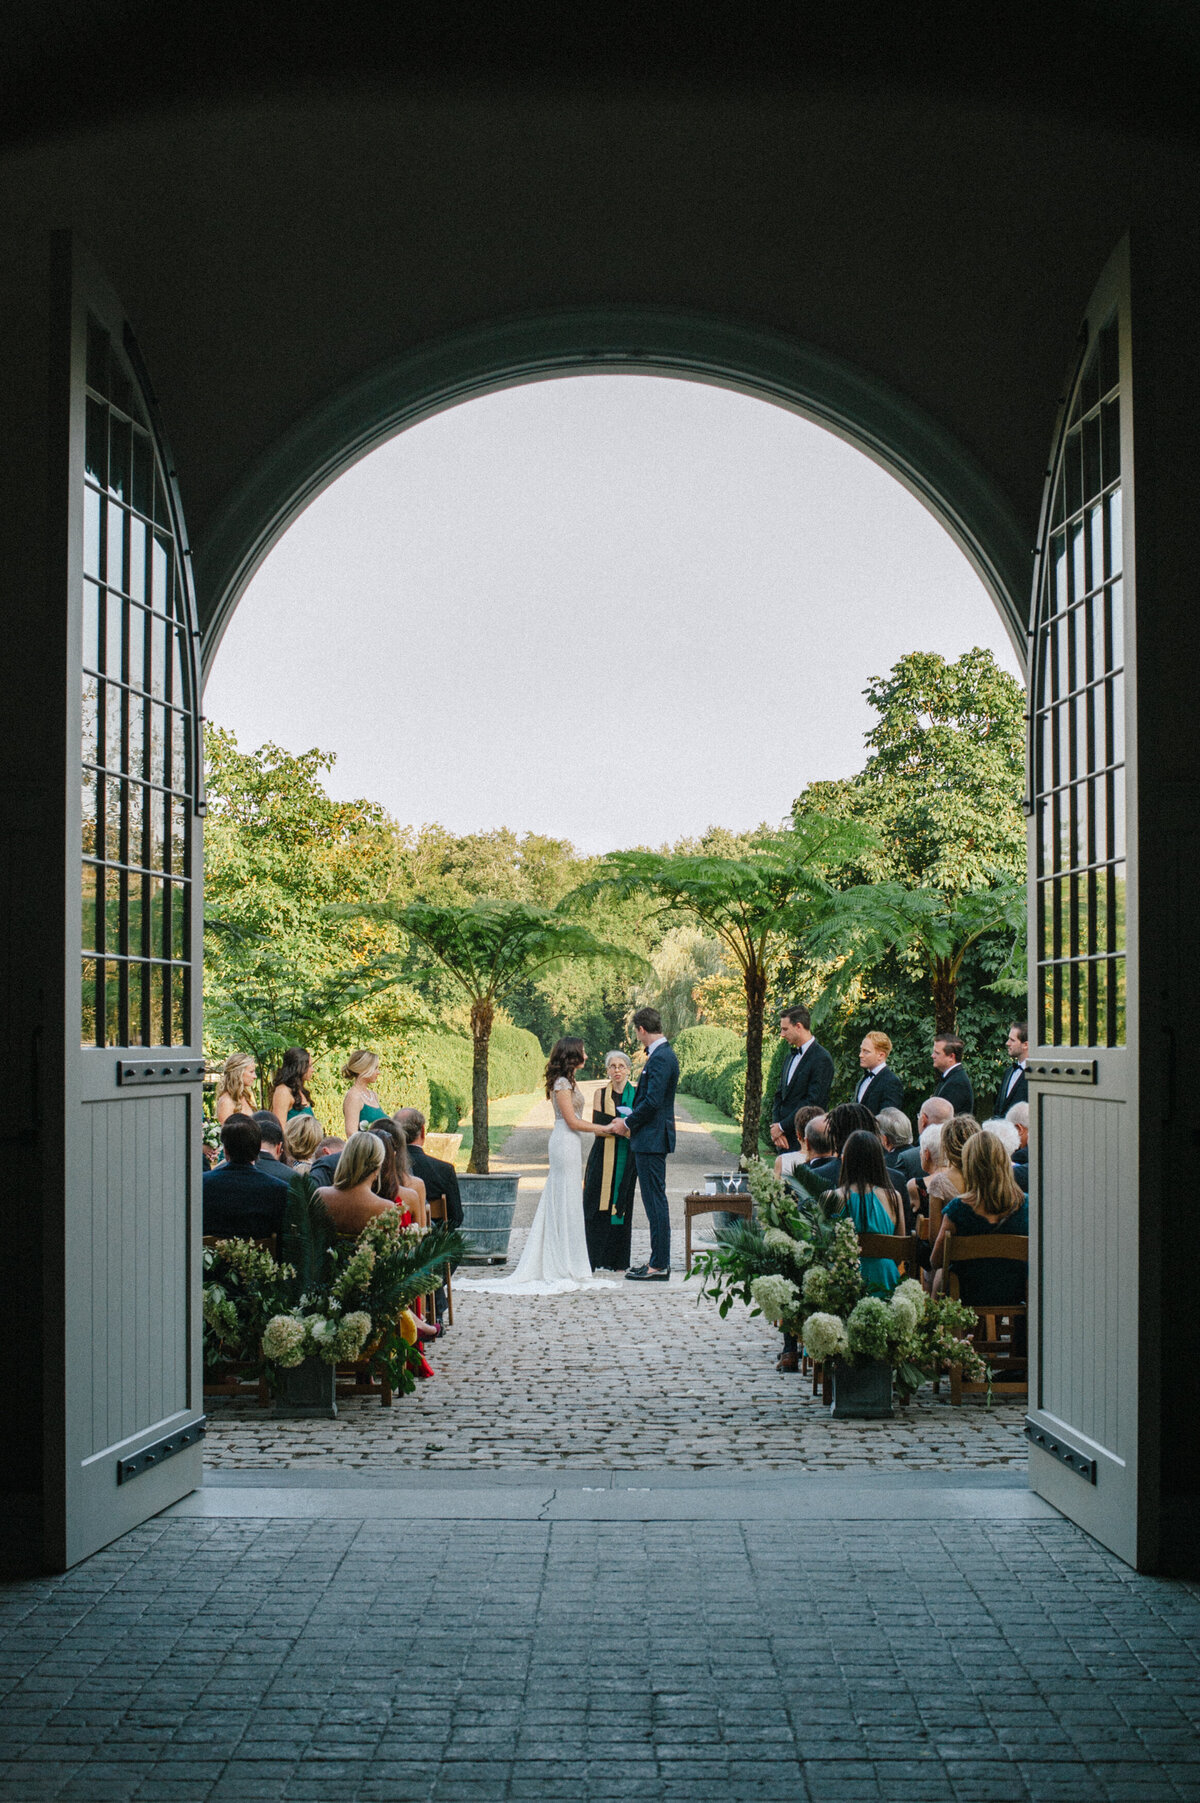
[412,1020,545,1132]
[675,1024,747,1122]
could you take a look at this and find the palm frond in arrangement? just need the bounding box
[281,1174,339,1295]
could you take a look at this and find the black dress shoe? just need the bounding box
[625,1265,649,1280]
[627,1267,670,1282]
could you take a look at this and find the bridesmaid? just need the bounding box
[214,1053,257,1126]
[582,1050,638,1270]
[342,1049,388,1136]
[271,1046,315,1133]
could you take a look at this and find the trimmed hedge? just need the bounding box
[675,1025,747,1124]
[302,1021,544,1136]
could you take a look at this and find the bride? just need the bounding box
[462,1036,616,1294]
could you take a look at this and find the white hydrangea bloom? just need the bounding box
[749,1273,799,1325]
[802,1311,849,1362]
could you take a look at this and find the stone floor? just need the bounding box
[2,1485,1200,1802]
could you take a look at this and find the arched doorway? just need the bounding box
[52,263,1138,1570]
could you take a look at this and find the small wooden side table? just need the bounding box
[683,1191,752,1274]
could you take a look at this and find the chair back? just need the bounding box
[858,1230,921,1277]
[944,1228,1029,1272]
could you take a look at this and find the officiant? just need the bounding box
[583,1050,638,1269]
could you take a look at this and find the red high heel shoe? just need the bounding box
[417,1353,435,1379]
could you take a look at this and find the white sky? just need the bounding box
[204,376,1022,853]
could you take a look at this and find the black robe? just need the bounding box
[582,1080,638,1270]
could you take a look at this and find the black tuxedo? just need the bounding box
[935,1064,975,1116]
[771,1040,835,1148]
[408,1143,464,1230]
[854,1065,905,1116]
[993,1064,1028,1116]
[202,1161,287,1239]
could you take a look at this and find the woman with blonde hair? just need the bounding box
[283,1112,321,1172]
[315,1130,393,1236]
[926,1113,982,1207]
[931,1128,1028,1305]
[215,1053,257,1125]
[342,1049,387,1136]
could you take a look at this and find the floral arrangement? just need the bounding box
[693,1158,987,1396]
[203,1174,470,1399]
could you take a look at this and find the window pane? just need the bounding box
[1107,489,1122,579]
[105,503,126,594]
[1087,505,1103,597]
[151,531,170,611]
[1101,398,1120,489]
[171,627,190,708]
[1112,766,1126,862]
[102,961,120,1047]
[82,582,102,674]
[108,414,131,503]
[83,485,102,579]
[148,876,165,960]
[128,514,146,605]
[148,788,165,872]
[82,677,100,769]
[1064,427,1082,517]
[81,768,98,858]
[81,958,97,1047]
[104,777,121,860]
[149,613,167,700]
[1112,861,1127,956]
[131,430,153,518]
[149,964,166,1048]
[126,867,144,956]
[1051,534,1067,613]
[1092,776,1108,865]
[1114,955,1126,1046]
[170,966,187,1046]
[1110,673,1125,766]
[125,781,145,869]
[171,882,188,959]
[1083,411,1102,501]
[148,703,167,786]
[1070,520,1086,604]
[1073,603,1089,691]
[82,862,98,953]
[171,712,187,795]
[85,397,108,486]
[1094,959,1108,1047]
[1108,578,1124,670]
[104,683,123,773]
[126,960,143,1047]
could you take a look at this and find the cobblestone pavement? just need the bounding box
[2,1508,1200,1802]
[206,1092,1026,1473]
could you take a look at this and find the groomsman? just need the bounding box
[854,1031,905,1115]
[932,1033,975,1115]
[769,1006,834,1152]
[993,1021,1029,1116]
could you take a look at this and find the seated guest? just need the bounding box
[875,1107,913,1180]
[932,1034,974,1115]
[926,1114,982,1215]
[895,1097,953,1184]
[308,1135,346,1189]
[284,1113,321,1173]
[854,1032,905,1116]
[203,1116,287,1239]
[369,1118,427,1225]
[906,1120,948,1230]
[1007,1100,1030,1182]
[931,1128,1029,1307]
[251,1110,295,1181]
[834,1130,905,1291]
[774,1104,825,1177]
[993,1020,1029,1116]
[395,1109,464,1230]
[981,1117,1027,1192]
[315,1130,395,1236]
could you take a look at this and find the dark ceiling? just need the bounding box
[2,0,1198,151]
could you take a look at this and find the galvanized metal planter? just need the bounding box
[458,1173,521,1264]
[829,1358,894,1419]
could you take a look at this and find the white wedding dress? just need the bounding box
[460,1079,614,1294]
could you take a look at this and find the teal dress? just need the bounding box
[350,1098,388,1129]
[843,1187,901,1292]
[287,1103,314,1120]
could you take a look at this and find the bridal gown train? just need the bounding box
[460,1079,614,1294]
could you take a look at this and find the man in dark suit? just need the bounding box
[395,1109,464,1230]
[768,1006,834,1153]
[854,1031,905,1115]
[308,1136,346,1189]
[251,1110,294,1184]
[203,1116,287,1238]
[611,1006,679,1281]
[993,1021,1029,1116]
[932,1034,974,1115]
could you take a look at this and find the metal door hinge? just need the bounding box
[1027,1058,1097,1085]
[1025,1419,1097,1483]
[117,1058,205,1086]
[117,1417,205,1484]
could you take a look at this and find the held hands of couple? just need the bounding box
[608,1116,630,1138]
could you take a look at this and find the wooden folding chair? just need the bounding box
[427,1194,454,1326]
[943,1227,1029,1404]
[858,1230,922,1279]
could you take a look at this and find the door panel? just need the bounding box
[1027,239,1140,1564]
[49,239,205,1569]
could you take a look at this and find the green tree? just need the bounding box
[336,900,641,1172]
[573,819,871,1157]
[804,875,1027,1037]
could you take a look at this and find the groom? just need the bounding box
[611,1006,679,1282]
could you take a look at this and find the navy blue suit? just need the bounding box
[202,1161,287,1239]
[624,1040,679,1269]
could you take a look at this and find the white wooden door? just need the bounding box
[1026,241,1141,1564]
[49,241,205,1568]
